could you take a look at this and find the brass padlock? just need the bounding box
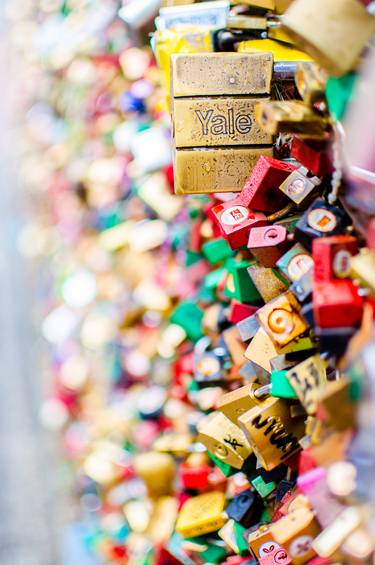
[282,0,375,77]
[238,395,305,470]
[217,383,262,423]
[175,491,227,538]
[197,410,253,470]
[171,52,274,194]
[286,354,327,415]
[270,507,320,564]
[255,100,328,137]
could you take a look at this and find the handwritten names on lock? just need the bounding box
[286,354,326,414]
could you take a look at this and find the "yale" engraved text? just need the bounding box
[195,108,252,136]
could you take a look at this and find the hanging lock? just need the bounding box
[295,198,348,251]
[197,411,253,470]
[278,166,321,206]
[270,507,320,564]
[175,491,227,538]
[313,235,358,282]
[255,100,328,138]
[248,225,288,268]
[277,243,314,284]
[313,279,363,329]
[238,395,305,470]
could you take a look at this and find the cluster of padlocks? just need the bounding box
[13,0,375,563]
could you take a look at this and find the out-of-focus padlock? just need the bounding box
[286,354,326,415]
[295,199,347,251]
[197,410,253,470]
[256,291,310,349]
[248,225,288,267]
[210,198,268,249]
[350,249,375,296]
[270,506,320,564]
[225,488,264,528]
[277,243,313,284]
[313,235,358,282]
[278,166,321,206]
[238,395,305,470]
[175,491,227,538]
[295,62,326,106]
[313,280,363,329]
[255,101,328,137]
[282,0,375,77]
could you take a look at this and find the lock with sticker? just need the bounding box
[211,198,268,249]
[278,166,321,206]
[313,235,358,282]
[295,198,347,250]
[248,225,289,267]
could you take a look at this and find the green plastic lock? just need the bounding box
[326,73,356,121]
[271,370,298,399]
[251,474,277,499]
[233,522,250,556]
[202,238,233,265]
[170,301,204,342]
[224,260,262,304]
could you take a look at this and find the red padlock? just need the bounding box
[291,136,332,177]
[313,280,363,329]
[228,300,258,323]
[248,225,289,267]
[180,463,211,490]
[312,235,358,282]
[240,156,297,213]
[210,197,267,249]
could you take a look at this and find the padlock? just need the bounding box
[248,225,288,267]
[180,462,211,491]
[290,269,313,303]
[238,395,305,470]
[316,379,355,432]
[259,546,292,565]
[313,235,358,282]
[290,136,332,177]
[240,156,297,213]
[295,62,326,106]
[247,264,289,303]
[210,198,268,249]
[251,474,277,498]
[217,383,262,424]
[227,15,267,31]
[225,488,264,528]
[313,280,363,329]
[133,452,176,497]
[256,291,310,349]
[237,312,260,342]
[270,370,298,400]
[218,519,249,556]
[245,328,281,373]
[286,355,326,415]
[278,167,321,206]
[282,0,375,77]
[295,199,347,250]
[171,52,274,194]
[312,507,362,559]
[270,507,320,564]
[197,411,253,470]
[175,491,227,538]
[255,101,328,137]
[248,525,276,560]
[350,249,375,296]
[225,260,263,303]
[228,301,258,324]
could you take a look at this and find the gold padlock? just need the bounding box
[350,249,375,296]
[238,395,305,470]
[255,100,328,137]
[133,452,176,497]
[286,354,327,415]
[247,264,289,303]
[282,0,375,77]
[295,62,326,106]
[197,411,253,470]
[175,491,227,538]
[270,507,320,564]
[256,291,309,349]
[217,383,262,424]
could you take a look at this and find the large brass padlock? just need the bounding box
[171,52,274,194]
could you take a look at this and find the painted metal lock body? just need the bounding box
[350,249,375,296]
[211,198,268,249]
[225,260,263,304]
[171,52,273,194]
[248,525,275,560]
[270,507,320,564]
[295,199,347,251]
[175,491,226,538]
[256,291,310,349]
[229,301,258,324]
[313,280,363,329]
[290,136,332,177]
[277,243,314,283]
[197,410,252,470]
[238,395,305,470]
[240,156,297,213]
[282,0,375,77]
[194,350,226,383]
[278,166,321,206]
[313,235,358,282]
[255,100,328,137]
[286,354,326,415]
[226,488,264,528]
[248,225,288,267]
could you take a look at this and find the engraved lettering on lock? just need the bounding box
[224,435,244,450]
[194,108,253,137]
[251,414,300,460]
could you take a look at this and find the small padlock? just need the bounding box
[211,198,268,249]
[247,264,289,303]
[175,491,227,538]
[218,383,262,424]
[286,354,326,415]
[248,225,289,267]
[255,100,328,137]
[313,235,358,282]
[295,198,347,250]
[278,166,321,206]
[226,488,264,528]
[240,156,297,213]
[270,507,320,564]
[313,280,363,329]
[276,243,314,283]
